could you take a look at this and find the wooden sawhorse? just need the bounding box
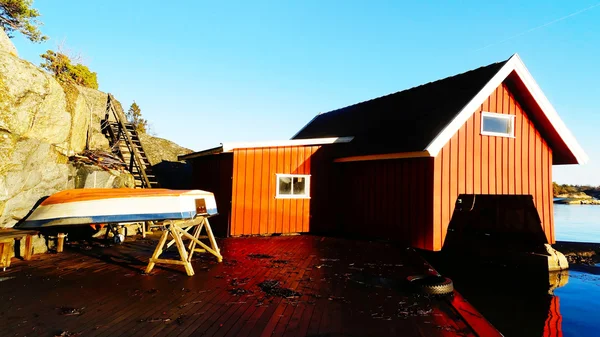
[145,216,222,276]
[0,229,39,271]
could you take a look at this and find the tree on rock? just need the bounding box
[40,50,98,89]
[0,0,47,42]
[127,101,147,133]
[68,63,98,89]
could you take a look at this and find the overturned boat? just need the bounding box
[17,188,218,229]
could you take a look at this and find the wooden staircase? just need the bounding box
[101,94,158,188]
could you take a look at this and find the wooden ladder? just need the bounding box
[101,94,158,189]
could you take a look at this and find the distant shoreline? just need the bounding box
[554,198,600,205]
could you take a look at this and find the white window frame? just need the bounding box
[481,111,516,138]
[275,174,311,199]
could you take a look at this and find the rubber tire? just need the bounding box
[409,275,454,295]
[420,277,454,295]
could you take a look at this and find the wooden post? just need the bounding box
[172,227,194,276]
[57,233,66,253]
[186,222,203,262]
[23,235,33,261]
[145,228,170,274]
[142,221,152,238]
[179,225,221,260]
[204,218,222,262]
[0,239,12,271]
[165,222,196,251]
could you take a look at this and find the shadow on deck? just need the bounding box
[0,234,496,337]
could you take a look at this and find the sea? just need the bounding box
[554,203,600,243]
[552,204,600,337]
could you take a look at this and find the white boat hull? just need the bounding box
[18,189,218,228]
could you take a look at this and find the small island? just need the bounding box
[554,183,600,205]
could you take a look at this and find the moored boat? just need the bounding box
[17,188,218,229]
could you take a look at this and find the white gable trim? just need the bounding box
[424,54,588,165]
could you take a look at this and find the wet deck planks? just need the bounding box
[0,234,494,337]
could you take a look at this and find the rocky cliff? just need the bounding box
[0,27,17,57]
[138,133,193,189]
[139,133,192,166]
[0,29,133,230]
[0,27,196,234]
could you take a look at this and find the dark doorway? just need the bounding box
[443,194,549,254]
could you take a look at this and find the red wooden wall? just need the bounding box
[230,146,321,236]
[189,153,234,237]
[432,83,554,250]
[335,158,435,249]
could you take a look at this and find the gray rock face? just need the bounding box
[0,133,71,227]
[72,164,135,189]
[16,235,48,257]
[0,47,73,228]
[139,133,192,166]
[0,52,71,149]
[0,28,17,56]
[0,42,132,229]
[68,85,110,152]
[138,133,193,189]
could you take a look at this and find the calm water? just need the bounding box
[552,204,600,337]
[555,203,600,242]
[553,267,600,337]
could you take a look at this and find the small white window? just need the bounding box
[276,174,310,199]
[481,112,515,138]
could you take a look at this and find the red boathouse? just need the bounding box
[180,54,587,251]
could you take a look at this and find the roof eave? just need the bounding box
[334,150,432,163]
[221,136,354,152]
[179,137,354,161]
[292,113,322,139]
[178,146,224,161]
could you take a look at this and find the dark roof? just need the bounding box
[293,59,508,156]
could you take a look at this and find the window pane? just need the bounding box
[483,115,511,134]
[278,177,292,195]
[292,177,306,195]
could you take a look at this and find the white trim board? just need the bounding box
[334,151,431,163]
[424,53,588,165]
[180,136,354,160]
[221,136,353,152]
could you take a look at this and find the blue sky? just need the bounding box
[10,1,600,185]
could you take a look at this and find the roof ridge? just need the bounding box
[321,58,510,117]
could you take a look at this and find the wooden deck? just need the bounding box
[0,234,497,337]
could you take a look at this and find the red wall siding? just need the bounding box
[189,153,234,237]
[230,146,321,236]
[432,83,554,251]
[336,157,435,250]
